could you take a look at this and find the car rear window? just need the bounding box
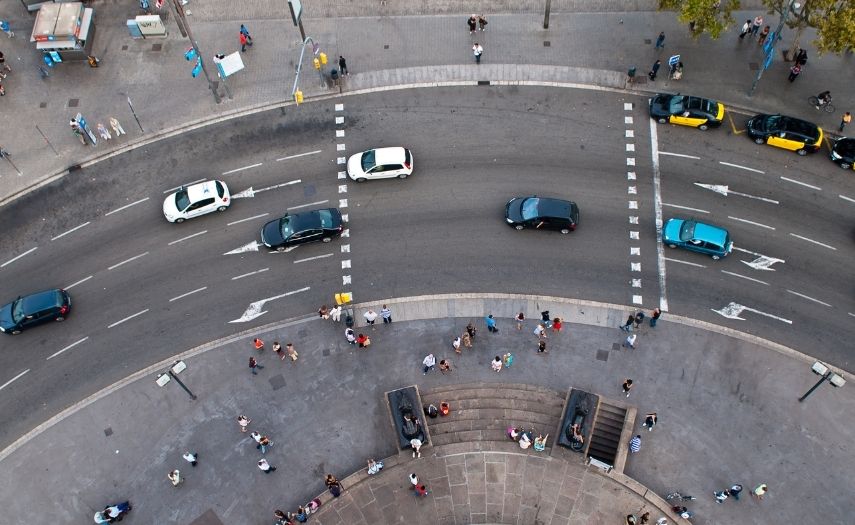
[318,209,334,228]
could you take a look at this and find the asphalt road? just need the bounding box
[0,86,852,448]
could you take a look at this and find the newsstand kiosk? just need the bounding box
[30,2,96,62]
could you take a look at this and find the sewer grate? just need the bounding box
[104,427,113,437]
[596,350,609,362]
[40,102,47,108]
[269,374,286,391]
[68,98,79,108]
[152,43,162,52]
[543,41,550,47]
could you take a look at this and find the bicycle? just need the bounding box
[808,96,835,113]
[665,491,696,501]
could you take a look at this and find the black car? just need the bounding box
[261,208,344,251]
[831,137,855,170]
[505,196,580,234]
[0,289,71,335]
[746,114,823,155]
[649,93,725,130]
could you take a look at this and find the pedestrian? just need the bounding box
[485,314,497,333]
[253,338,264,352]
[795,48,808,65]
[503,352,514,368]
[409,473,419,488]
[473,43,483,64]
[648,59,661,81]
[467,14,477,33]
[367,458,384,475]
[345,327,356,345]
[0,51,10,74]
[466,322,477,340]
[788,63,801,82]
[410,437,423,457]
[109,117,126,136]
[364,309,378,329]
[240,32,250,52]
[357,333,371,348]
[422,353,436,374]
[751,483,768,500]
[758,25,770,45]
[325,474,342,495]
[629,435,642,453]
[0,83,5,97]
[626,515,637,525]
[620,313,635,332]
[534,323,547,339]
[70,118,87,145]
[751,15,763,36]
[714,490,729,503]
[649,308,661,327]
[414,483,429,497]
[461,331,472,348]
[729,484,744,500]
[491,356,503,372]
[273,341,285,360]
[381,304,392,323]
[168,469,183,486]
[318,305,329,319]
[739,19,751,39]
[452,336,462,354]
[439,359,452,374]
[478,14,488,31]
[642,412,657,431]
[338,56,348,76]
[622,378,633,397]
[0,19,13,38]
[251,430,263,447]
[94,123,110,141]
[537,340,547,353]
[633,311,645,328]
[258,436,272,453]
[551,317,562,333]
[274,510,288,523]
[182,451,198,467]
[240,24,253,45]
[654,31,665,49]
[840,111,851,132]
[286,343,298,362]
[623,333,637,349]
[640,512,651,524]
[249,356,264,374]
[237,415,251,433]
[87,55,100,68]
[257,458,276,473]
[516,312,525,330]
[330,305,342,322]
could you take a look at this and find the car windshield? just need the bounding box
[175,190,191,211]
[668,97,687,113]
[521,198,541,221]
[318,209,334,228]
[679,221,696,241]
[278,216,293,237]
[764,115,782,131]
[360,150,377,172]
[11,297,24,323]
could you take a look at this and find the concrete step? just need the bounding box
[422,387,564,408]
[428,408,559,430]
[588,401,628,467]
[432,440,553,457]
[421,396,565,415]
[425,382,561,397]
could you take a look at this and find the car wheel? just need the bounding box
[398,173,408,179]
[217,206,227,212]
[11,329,21,335]
[667,244,677,249]
[657,117,667,124]
[560,228,570,234]
[356,177,367,183]
[276,246,286,252]
[55,316,65,322]
[711,254,721,260]
[322,237,332,243]
[840,162,852,170]
[698,124,709,131]
[753,137,765,145]
[175,217,185,223]
[514,225,524,231]
[796,148,808,156]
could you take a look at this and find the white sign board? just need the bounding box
[214,51,244,78]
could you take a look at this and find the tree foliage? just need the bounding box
[658,0,741,39]
[763,0,855,54]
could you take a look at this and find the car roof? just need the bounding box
[372,147,407,164]
[185,180,220,201]
[693,222,728,246]
[534,197,575,218]
[834,138,855,156]
[20,289,63,309]
[779,116,819,136]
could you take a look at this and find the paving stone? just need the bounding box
[486,461,506,483]
[486,482,505,505]
[553,494,576,518]
[447,462,466,485]
[430,475,452,499]
[471,512,488,523]
[358,499,385,524]
[450,483,469,505]
[518,504,539,525]
[470,491,487,514]
[502,493,522,522]
[453,504,472,524]
[372,483,397,507]
[505,472,523,494]
[433,495,455,520]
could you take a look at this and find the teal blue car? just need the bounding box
[663,218,733,260]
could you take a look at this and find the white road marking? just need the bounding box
[727,216,775,230]
[788,233,837,251]
[163,178,206,194]
[231,268,269,280]
[780,176,821,190]
[662,203,709,214]
[336,144,346,151]
[694,183,779,204]
[342,275,352,285]
[227,213,269,226]
[840,194,855,204]
[342,260,352,269]
[848,312,855,318]
[786,289,832,307]
[287,200,329,211]
[650,118,668,312]
[658,151,701,160]
[0,369,30,392]
[740,255,785,271]
[224,241,261,254]
[718,161,764,174]
[335,103,344,111]
[51,221,91,241]
[47,337,89,360]
[712,302,792,324]
[276,150,322,162]
[231,187,255,199]
[1,246,37,268]
[721,270,769,285]
[105,197,149,216]
[626,158,635,166]
[632,295,643,304]
[255,180,301,194]
[108,252,149,270]
[664,257,706,268]
[294,254,333,264]
[64,275,93,290]
[222,163,263,175]
[627,171,636,180]
[229,287,311,323]
[168,230,207,246]
[107,309,149,328]
[169,287,208,302]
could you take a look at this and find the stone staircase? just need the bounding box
[587,398,634,471]
[420,383,566,454]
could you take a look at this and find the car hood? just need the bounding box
[747,114,772,132]
[650,94,674,113]
[505,198,524,222]
[261,219,285,247]
[662,219,683,242]
[833,138,855,160]
[162,194,180,218]
[0,301,14,330]
[346,153,365,177]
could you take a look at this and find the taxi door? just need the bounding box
[670,111,706,128]
[766,132,802,151]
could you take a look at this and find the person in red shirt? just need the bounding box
[551,318,562,333]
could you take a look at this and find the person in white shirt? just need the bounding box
[422,353,436,374]
[364,309,378,329]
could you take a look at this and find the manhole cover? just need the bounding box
[269,374,286,391]
[68,98,79,108]
[596,350,609,362]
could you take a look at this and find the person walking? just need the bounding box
[728,484,744,500]
[452,336,462,354]
[356,333,371,348]
[516,312,525,330]
[258,436,273,454]
[380,304,392,323]
[168,469,183,486]
[439,359,452,374]
[620,314,635,332]
[739,19,751,39]
[714,490,729,503]
[788,63,801,82]
[751,15,763,36]
[0,19,13,38]
[623,333,637,350]
[648,59,661,81]
[345,327,356,345]
[182,451,198,467]
[840,111,851,132]
[757,25,770,45]
[249,356,264,374]
[649,308,662,327]
[533,323,547,339]
[109,117,126,136]
[251,431,263,448]
[478,15,488,31]
[551,317,562,333]
[751,483,768,500]
[253,338,264,352]
[622,378,633,397]
[318,305,329,319]
[257,458,276,473]
[338,56,348,76]
[473,43,484,64]
[642,412,657,431]
[325,474,341,490]
[654,32,665,49]
[364,309,378,329]
[240,24,253,45]
[466,322,477,340]
[240,32,250,52]
[286,343,298,362]
[409,473,419,490]
[633,311,645,328]
[461,331,472,349]
[422,353,436,374]
[97,123,112,141]
[410,437,423,457]
[237,415,251,433]
[467,15,477,34]
[329,305,342,322]
[629,435,642,453]
[272,341,285,360]
[537,340,547,353]
[70,118,87,145]
[491,356,503,372]
[485,314,497,333]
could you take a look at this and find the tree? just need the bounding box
[658,0,741,39]
[763,0,855,55]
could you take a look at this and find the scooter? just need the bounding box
[94,501,131,523]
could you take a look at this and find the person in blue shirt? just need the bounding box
[485,314,497,332]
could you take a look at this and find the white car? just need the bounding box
[163,180,230,223]
[347,147,413,182]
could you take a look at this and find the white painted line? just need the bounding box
[732,246,761,255]
[255,180,301,193]
[1,246,37,268]
[232,268,269,280]
[780,176,821,191]
[718,161,764,174]
[664,257,706,268]
[658,151,701,160]
[840,194,855,204]
[727,216,775,230]
[662,203,709,214]
[168,230,207,246]
[342,259,352,269]
[108,252,149,270]
[335,116,344,124]
[163,178,206,194]
[631,262,642,271]
[170,286,208,302]
[649,113,668,312]
[624,116,633,124]
[47,337,89,360]
[64,275,93,290]
[627,171,636,180]
[107,309,149,328]
[336,144,346,151]
[848,312,855,318]
[342,275,352,285]
[276,150,322,162]
[0,369,30,392]
[720,271,769,285]
[287,200,329,211]
[222,163,263,175]
[229,286,311,323]
[294,253,334,264]
[788,233,837,251]
[227,213,269,226]
[623,103,633,111]
[632,295,643,304]
[335,103,344,111]
[336,130,345,137]
[625,130,634,138]
[632,279,642,287]
[105,197,149,216]
[626,158,636,166]
[626,144,635,152]
[51,221,91,241]
[338,184,348,194]
[786,289,832,307]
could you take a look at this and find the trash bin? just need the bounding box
[330,68,339,80]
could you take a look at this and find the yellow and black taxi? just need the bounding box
[649,93,725,130]
[746,114,823,156]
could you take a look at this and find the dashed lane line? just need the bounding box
[169,287,208,302]
[663,257,706,268]
[107,309,149,329]
[649,117,667,312]
[786,289,832,307]
[789,233,837,251]
[1,246,37,268]
[107,252,149,270]
[46,337,89,360]
[840,194,855,204]
[227,213,269,226]
[780,176,821,191]
[0,369,30,392]
[105,197,149,216]
[221,163,263,175]
[276,150,322,162]
[231,268,269,280]
[51,221,91,241]
[287,200,329,211]
[294,253,334,264]
[727,216,775,230]
[719,161,764,174]
[658,151,701,160]
[64,275,93,290]
[168,230,208,246]
[663,203,709,214]
[163,178,206,194]
[721,270,769,286]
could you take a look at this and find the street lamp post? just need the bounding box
[168,0,222,104]
[749,0,800,96]
[798,361,846,402]
[155,360,197,400]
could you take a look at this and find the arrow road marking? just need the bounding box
[694,183,779,204]
[224,241,260,254]
[740,255,785,271]
[712,302,792,324]
[229,287,311,323]
[231,187,255,199]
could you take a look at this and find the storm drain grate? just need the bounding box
[269,375,286,391]
[596,350,609,362]
[68,98,79,108]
